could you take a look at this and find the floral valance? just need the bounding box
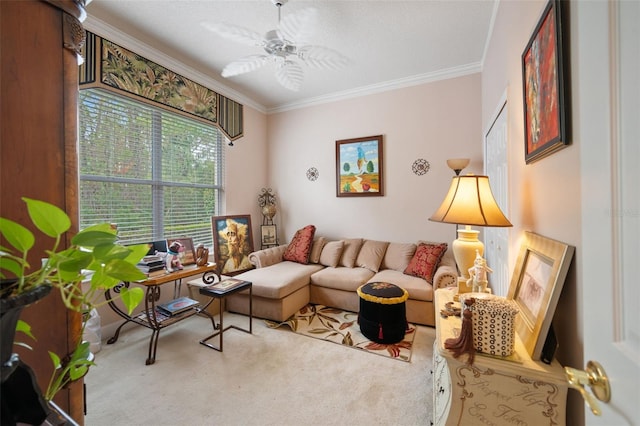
[79,31,243,141]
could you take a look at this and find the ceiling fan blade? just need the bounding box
[297,45,349,70]
[202,22,265,47]
[221,55,270,77]
[275,60,304,91]
[278,7,317,44]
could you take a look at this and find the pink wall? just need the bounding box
[482,1,583,422]
[265,74,483,245]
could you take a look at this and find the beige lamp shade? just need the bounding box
[429,175,512,227]
[430,175,511,281]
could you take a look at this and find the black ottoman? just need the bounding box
[357,282,409,344]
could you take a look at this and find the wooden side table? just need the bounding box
[198,279,253,352]
[433,287,568,426]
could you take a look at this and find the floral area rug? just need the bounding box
[265,304,415,362]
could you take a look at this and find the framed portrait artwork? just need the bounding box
[211,215,254,276]
[166,237,196,266]
[260,225,277,246]
[336,135,384,197]
[507,231,574,360]
[521,0,569,164]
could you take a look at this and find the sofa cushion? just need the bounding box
[403,242,448,284]
[369,269,434,302]
[381,242,417,272]
[311,266,376,292]
[356,239,389,272]
[283,225,316,264]
[309,237,326,264]
[339,238,364,268]
[233,261,324,299]
[319,240,344,267]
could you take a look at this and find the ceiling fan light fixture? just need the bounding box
[205,0,347,91]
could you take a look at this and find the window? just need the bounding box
[78,89,223,249]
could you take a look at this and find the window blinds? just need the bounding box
[79,88,223,249]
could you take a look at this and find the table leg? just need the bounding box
[199,286,253,352]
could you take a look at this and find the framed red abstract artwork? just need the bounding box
[521,0,568,164]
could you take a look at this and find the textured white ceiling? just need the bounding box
[85,0,497,112]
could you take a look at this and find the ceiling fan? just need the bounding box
[203,0,348,91]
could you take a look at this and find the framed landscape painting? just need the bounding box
[212,215,254,276]
[336,135,384,197]
[521,0,568,164]
[507,231,574,360]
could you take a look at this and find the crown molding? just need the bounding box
[266,63,482,114]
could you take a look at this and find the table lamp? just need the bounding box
[429,175,512,290]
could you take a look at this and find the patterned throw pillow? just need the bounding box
[403,242,448,284]
[283,225,316,264]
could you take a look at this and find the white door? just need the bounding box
[484,97,510,297]
[578,1,640,424]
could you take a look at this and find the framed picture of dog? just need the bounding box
[212,215,254,276]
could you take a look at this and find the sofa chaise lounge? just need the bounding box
[226,229,457,327]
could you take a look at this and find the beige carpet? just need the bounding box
[85,312,435,425]
[265,304,416,362]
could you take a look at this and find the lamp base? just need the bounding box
[452,225,484,283]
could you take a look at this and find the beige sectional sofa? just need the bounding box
[226,237,458,327]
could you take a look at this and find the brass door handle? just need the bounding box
[564,360,611,416]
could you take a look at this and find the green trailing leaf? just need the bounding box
[23,197,71,238]
[57,251,93,274]
[0,257,24,277]
[0,218,35,253]
[16,319,36,340]
[104,259,147,282]
[120,287,144,315]
[72,230,117,248]
[124,244,150,265]
[48,351,62,369]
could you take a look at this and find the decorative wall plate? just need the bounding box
[306,167,319,181]
[412,159,430,175]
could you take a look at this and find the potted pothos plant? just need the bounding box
[0,197,148,425]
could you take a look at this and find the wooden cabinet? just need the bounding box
[433,288,568,426]
[1,0,86,422]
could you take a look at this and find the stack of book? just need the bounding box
[156,297,200,316]
[137,255,166,278]
[136,309,171,324]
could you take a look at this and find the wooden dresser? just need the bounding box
[433,288,568,426]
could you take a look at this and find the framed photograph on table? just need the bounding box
[521,0,569,164]
[212,215,254,276]
[336,135,384,197]
[507,231,574,360]
[260,225,277,246]
[166,237,196,266]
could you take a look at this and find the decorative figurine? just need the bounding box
[166,241,185,272]
[466,250,492,293]
[195,244,209,267]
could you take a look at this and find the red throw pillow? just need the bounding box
[403,242,448,284]
[283,225,316,264]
